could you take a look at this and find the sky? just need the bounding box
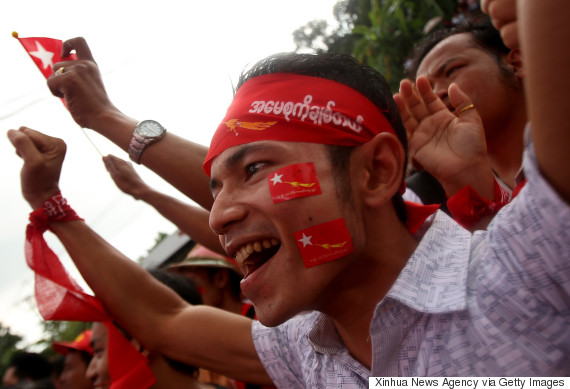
[0,0,339,348]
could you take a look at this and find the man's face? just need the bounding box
[2,366,18,386]
[59,351,92,389]
[86,323,111,389]
[416,33,522,142]
[171,266,221,307]
[209,140,364,326]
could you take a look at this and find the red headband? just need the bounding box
[203,73,396,176]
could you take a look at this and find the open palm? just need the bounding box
[394,77,491,194]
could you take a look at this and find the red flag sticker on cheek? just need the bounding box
[294,218,353,268]
[268,162,322,204]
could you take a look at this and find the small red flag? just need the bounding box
[13,32,77,79]
[268,162,322,204]
[294,218,353,268]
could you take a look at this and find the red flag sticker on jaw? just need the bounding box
[268,162,322,204]
[294,218,353,268]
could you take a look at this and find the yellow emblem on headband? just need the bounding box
[223,119,277,135]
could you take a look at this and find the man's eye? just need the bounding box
[246,162,264,177]
[446,65,462,78]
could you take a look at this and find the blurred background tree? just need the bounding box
[0,323,23,378]
[294,0,483,92]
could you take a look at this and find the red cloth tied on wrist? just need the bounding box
[203,73,397,176]
[447,179,526,229]
[25,191,155,389]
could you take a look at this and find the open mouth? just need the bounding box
[235,239,281,278]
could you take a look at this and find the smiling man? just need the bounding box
[8,0,570,385]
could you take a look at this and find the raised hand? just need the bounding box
[103,154,150,199]
[481,0,519,50]
[47,37,123,130]
[7,128,67,209]
[394,76,495,199]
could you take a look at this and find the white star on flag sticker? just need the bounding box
[298,233,313,248]
[270,173,283,185]
[29,41,55,70]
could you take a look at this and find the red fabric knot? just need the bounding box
[24,191,156,389]
[405,201,440,235]
[447,179,527,229]
[28,191,83,232]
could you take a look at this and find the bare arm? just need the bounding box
[47,37,214,210]
[483,0,570,202]
[518,0,570,202]
[7,127,271,385]
[103,155,224,255]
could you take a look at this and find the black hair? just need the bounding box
[149,269,203,306]
[236,52,408,223]
[76,350,93,366]
[204,267,243,301]
[406,18,512,80]
[11,377,56,389]
[7,352,52,382]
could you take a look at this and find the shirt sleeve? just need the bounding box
[470,130,570,373]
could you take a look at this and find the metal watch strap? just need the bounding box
[128,133,149,164]
[128,121,166,164]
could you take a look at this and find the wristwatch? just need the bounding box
[128,120,167,164]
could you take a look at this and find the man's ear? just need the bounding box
[130,338,150,357]
[359,132,405,208]
[213,269,229,288]
[505,48,524,79]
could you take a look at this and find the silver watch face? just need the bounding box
[136,120,164,137]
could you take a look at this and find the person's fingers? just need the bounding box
[448,83,479,121]
[102,155,115,172]
[62,37,95,62]
[7,128,39,161]
[8,127,66,161]
[499,22,519,50]
[399,79,431,122]
[393,93,411,123]
[488,0,516,30]
[480,0,491,14]
[393,93,418,139]
[415,76,448,115]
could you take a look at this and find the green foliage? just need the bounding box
[37,321,91,357]
[352,0,457,91]
[137,231,170,263]
[0,323,24,378]
[294,0,469,93]
[293,0,373,54]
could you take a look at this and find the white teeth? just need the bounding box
[234,239,280,264]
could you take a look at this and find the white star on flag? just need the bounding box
[270,173,284,185]
[28,41,55,70]
[298,233,313,248]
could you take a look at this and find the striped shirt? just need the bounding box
[252,140,570,387]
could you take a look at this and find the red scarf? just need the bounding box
[26,191,155,389]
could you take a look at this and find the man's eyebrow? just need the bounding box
[209,143,279,194]
[433,56,461,78]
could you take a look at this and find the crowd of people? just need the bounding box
[4,0,570,387]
